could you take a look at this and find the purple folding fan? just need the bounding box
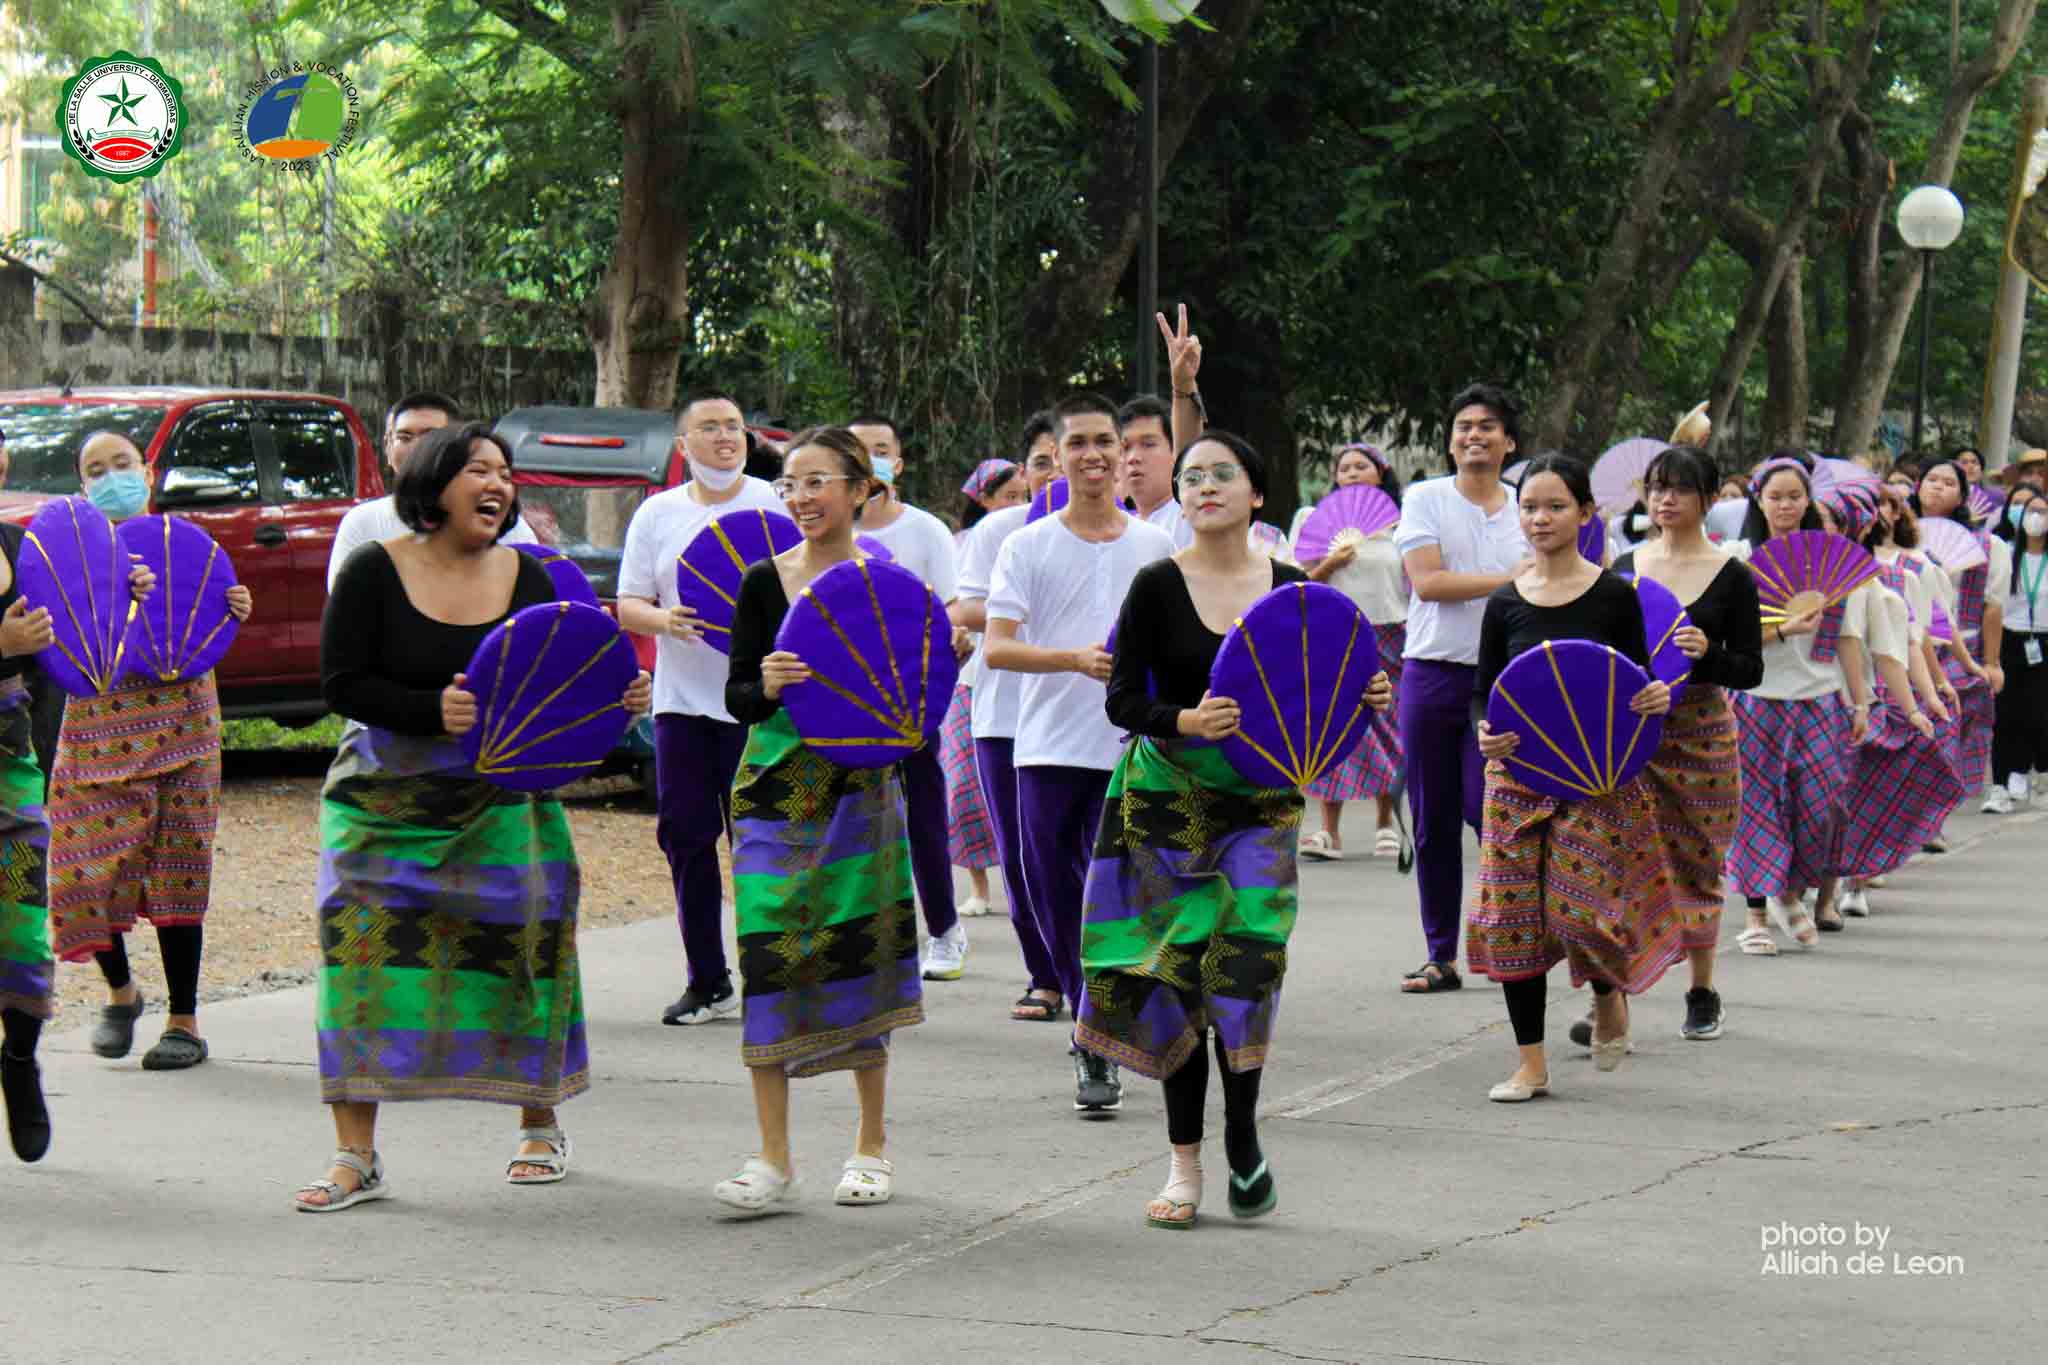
[1748,529,1879,624]
[18,496,133,697]
[856,534,895,562]
[1968,484,2004,522]
[1812,457,1883,502]
[1928,595,1956,643]
[776,557,958,768]
[515,542,601,609]
[116,515,240,685]
[461,601,639,791]
[1578,518,1607,565]
[1027,478,1070,523]
[676,509,802,656]
[1485,639,1663,802]
[1292,485,1400,564]
[1621,572,1692,703]
[1210,582,1379,789]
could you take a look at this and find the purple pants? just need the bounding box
[1016,763,1109,1008]
[655,712,750,990]
[973,738,1060,992]
[1398,658,1485,965]
[900,741,959,939]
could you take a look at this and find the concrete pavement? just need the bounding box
[4,801,2043,1364]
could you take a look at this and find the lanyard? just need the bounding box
[2022,551,2047,631]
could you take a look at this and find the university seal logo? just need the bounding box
[56,51,186,183]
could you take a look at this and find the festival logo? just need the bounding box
[232,62,360,167]
[56,51,187,183]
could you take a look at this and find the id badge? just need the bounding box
[2025,636,2044,668]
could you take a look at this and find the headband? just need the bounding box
[961,458,1019,501]
[1748,455,1811,500]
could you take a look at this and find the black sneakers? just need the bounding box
[1681,987,1723,1041]
[662,978,740,1026]
[1072,1049,1122,1116]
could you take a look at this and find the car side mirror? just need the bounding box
[155,466,242,507]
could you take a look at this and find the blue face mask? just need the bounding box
[870,454,897,486]
[86,467,150,520]
[2010,502,2030,530]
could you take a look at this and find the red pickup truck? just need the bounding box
[0,386,383,757]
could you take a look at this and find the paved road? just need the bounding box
[5,802,2041,1364]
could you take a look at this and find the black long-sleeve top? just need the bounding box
[1611,550,1765,693]
[0,523,29,683]
[725,559,792,726]
[321,542,555,735]
[1106,558,1310,740]
[1473,571,1650,726]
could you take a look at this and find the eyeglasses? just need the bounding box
[772,473,856,499]
[1176,463,1244,492]
[689,420,746,437]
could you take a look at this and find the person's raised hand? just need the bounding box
[762,651,811,701]
[1156,303,1202,394]
[622,671,653,716]
[225,584,253,622]
[1475,718,1520,759]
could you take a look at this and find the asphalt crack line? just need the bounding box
[1192,1097,2048,1336]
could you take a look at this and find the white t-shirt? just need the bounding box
[326,495,537,589]
[859,500,959,603]
[986,512,1175,769]
[1141,498,1194,549]
[1972,537,2014,644]
[2006,548,2048,633]
[617,477,787,720]
[1391,475,1528,664]
[961,505,1030,739]
[1285,512,1408,626]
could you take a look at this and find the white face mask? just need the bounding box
[870,454,897,486]
[688,457,744,492]
[2025,510,2048,539]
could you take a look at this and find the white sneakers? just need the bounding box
[958,895,997,917]
[922,922,969,980]
[1981,786,2014,815]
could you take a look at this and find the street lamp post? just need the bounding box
[1896,185,1965,457]
[1099,0,1200,398]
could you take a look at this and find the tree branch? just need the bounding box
[0,250,112,331]
[471,0,587,70]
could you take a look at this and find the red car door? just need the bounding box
[150,400,296,685]
[257,399,362,680]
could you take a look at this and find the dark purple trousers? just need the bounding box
[973,737,1059,992]
[899,741,959,939]
[1398,658,1486,965]
[654,712,749,991]
[1016,764,1109,1009]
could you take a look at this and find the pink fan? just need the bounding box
[1748,529,1880,624]
[1502,459,1529,486]
[1591,438,1664,516]
[1917,519,1986,576]
[1292,485,1400,563]
[1812,457,1883,501]
[1968,485,2004,522]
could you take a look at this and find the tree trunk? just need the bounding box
[1762,258,1810,453]
[586,0,697,410]
[1829,0,2039,458]
[1531,0,1786,449]
[1702,2,1881,458]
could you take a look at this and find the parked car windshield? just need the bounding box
[516,483,647,599]
[0,402,168,495]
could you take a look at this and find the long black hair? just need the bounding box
[1742,459,1822,545]
[1997,483,2048,595]
[1515,452,1596,513]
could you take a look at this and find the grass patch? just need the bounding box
[221,714,348,751]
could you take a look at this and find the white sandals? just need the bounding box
[1737,924,1779,956]
[714,1156,801,1214]
[293,1149,391,1213]
[1373,827,1401,858]
[506,1126,572,1185]
[1299,831,1344,862]
[834,1153,894,1206]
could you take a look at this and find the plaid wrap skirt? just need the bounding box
[1637,686,1741,951]
[1833,692,1965,880]
[939,683,998,869]
[1727,692,1851,899]
[1939,652,1994,792]
[1305,623,1405,802]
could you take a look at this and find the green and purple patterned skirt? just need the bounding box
[315,724,587,1107]
[0,679,52,1021]
[1076,737,1302,1080]
[731,711,922,1078]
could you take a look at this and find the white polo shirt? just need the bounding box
[1141,497,1194,549]
[326,496,537,589]
[961,505,1030,739]
[617,477,787,720]
[859,499,959,602]
[986,511,1175,769]
[1391,475,1528,665]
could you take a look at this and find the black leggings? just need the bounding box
[1,1007,40,1060]
[1502,975,1612,1047]
[94,924,203,1017]
[1994,634,2048,784]
[1161,1030,1264,1172]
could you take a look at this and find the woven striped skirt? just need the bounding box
[1077,737,1301,1079]
[0,679,52,1021]
[1304,624,1405,802]
[1727,692,1852,899]
[47,673,221,961]
[1637,687,1741,951]
[316,725,588,1107]
[939,682,998,869]
[731,711,922,1077]
[1940,652,1994,791]
[1834,691,1965,880]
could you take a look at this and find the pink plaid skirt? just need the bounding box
[1727,692,1852,899]
[1939,653,1994,792]
[1833,692,1965,880]
[1306,623,1405,802]
[940,683,998,869]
